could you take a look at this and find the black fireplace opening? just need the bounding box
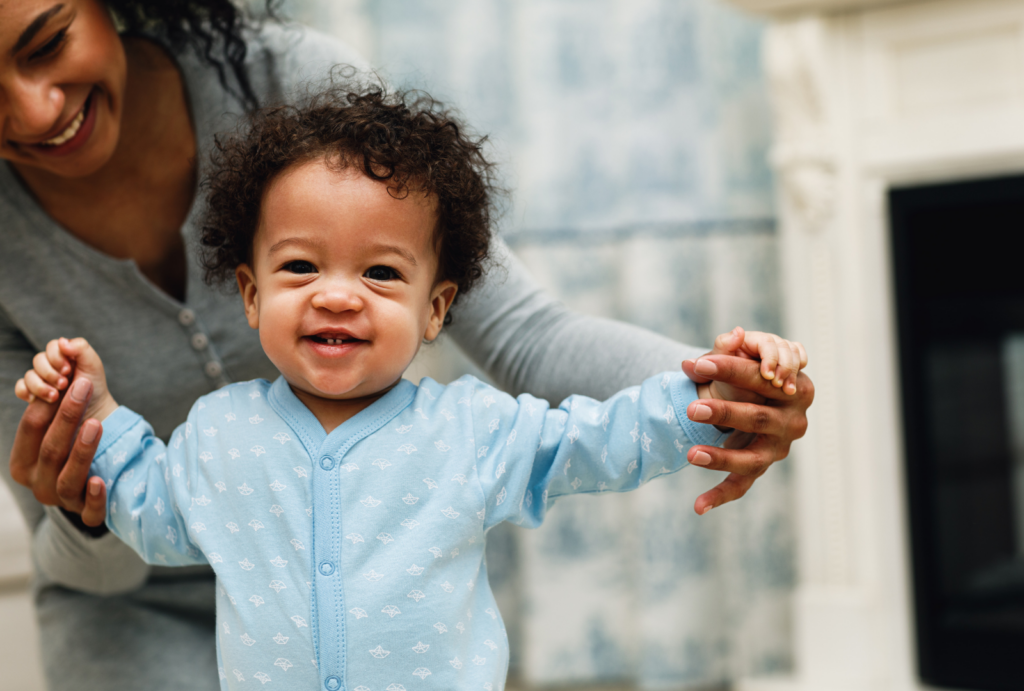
[891,174,1024,691]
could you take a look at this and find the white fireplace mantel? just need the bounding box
[730,0,916,15]
[724,1,1024,690]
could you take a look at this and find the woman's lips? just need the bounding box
[23,90,97,157]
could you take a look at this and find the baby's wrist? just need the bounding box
[87,393,119,422]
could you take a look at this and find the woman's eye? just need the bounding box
[31,29,67,60]
[365,266,399,281]
[283,260,316,274]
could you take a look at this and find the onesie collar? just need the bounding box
[266,376,417,460]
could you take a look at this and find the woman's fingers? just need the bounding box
[693,470,761,515]
[31,378,93,506]
[9,398,59,488]
[687,438,780,477]
[54,419,103,512]
[80,477,108,528]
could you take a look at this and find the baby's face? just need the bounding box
[236,157,456,405]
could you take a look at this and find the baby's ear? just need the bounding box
[235,265,260,330]
[424,281,458,342]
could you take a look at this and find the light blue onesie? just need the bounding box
[90,372,727,691]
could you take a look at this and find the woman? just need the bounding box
[0,1,812,689]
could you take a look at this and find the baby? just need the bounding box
[17,86,805,691]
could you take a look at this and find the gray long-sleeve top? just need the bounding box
[0,23,702,596]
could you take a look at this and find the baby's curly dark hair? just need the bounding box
[200,83,500,323]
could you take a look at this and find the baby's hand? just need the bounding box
[15,337,119,422]
[702,326,807,396]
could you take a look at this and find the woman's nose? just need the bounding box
[310,280,364,313]
[2,78,64,140]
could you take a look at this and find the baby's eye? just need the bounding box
[283,260,316,274]
[364,266,399,281]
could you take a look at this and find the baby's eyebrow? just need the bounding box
[371,243,418,267]
[267,237,327,256]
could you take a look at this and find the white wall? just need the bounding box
[0,481,45,691]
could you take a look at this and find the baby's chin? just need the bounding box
[288,376,401,403]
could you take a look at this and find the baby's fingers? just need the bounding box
[45,339,72,378]
[755,335,780,382]
[23,369,60,403]
[14,378,35,403]
[794,341,808,370]
[711,327,745,355]
[772,337,801,389]
[32,350,67,392]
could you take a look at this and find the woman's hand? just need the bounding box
[9,381,109,528]
[682,354,814,515]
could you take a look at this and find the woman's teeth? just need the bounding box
[42,104,86,146]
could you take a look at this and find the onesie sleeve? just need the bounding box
[472,371,730,530]
[90,404,208,567]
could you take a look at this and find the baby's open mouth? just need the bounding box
[307,333,365,345]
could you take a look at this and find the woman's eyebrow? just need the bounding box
[11,4,65,55]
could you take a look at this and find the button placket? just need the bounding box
[176,308,229,386]
[312,447,346,687]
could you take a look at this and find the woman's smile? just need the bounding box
[20,89,97,156]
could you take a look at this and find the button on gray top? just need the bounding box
[204,361,223,378]
[177,308,195,326]
[190,333,209,350]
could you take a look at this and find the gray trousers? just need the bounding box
[37,575,219,691]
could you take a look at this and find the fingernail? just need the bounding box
[89,479,101,497]
[690,451,712,466]
[691,403,712,421]
[57,377,67,390]
[694,359,717,376]
[702,504,714,515]
[785,382,796,395]
[81,420,99,444]
[70,378,92,403]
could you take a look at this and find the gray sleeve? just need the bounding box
[0,307,150,595]
[447,239,708,403]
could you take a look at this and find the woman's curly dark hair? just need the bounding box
[200,84,499,324]
[107,0,277,110]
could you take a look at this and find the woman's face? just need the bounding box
[0,0,126,178]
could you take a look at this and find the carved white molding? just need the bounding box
[736,1,1024,690]
[765,18,837,233]
[729,0,917,16]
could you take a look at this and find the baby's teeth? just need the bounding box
[43,106,85,146]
